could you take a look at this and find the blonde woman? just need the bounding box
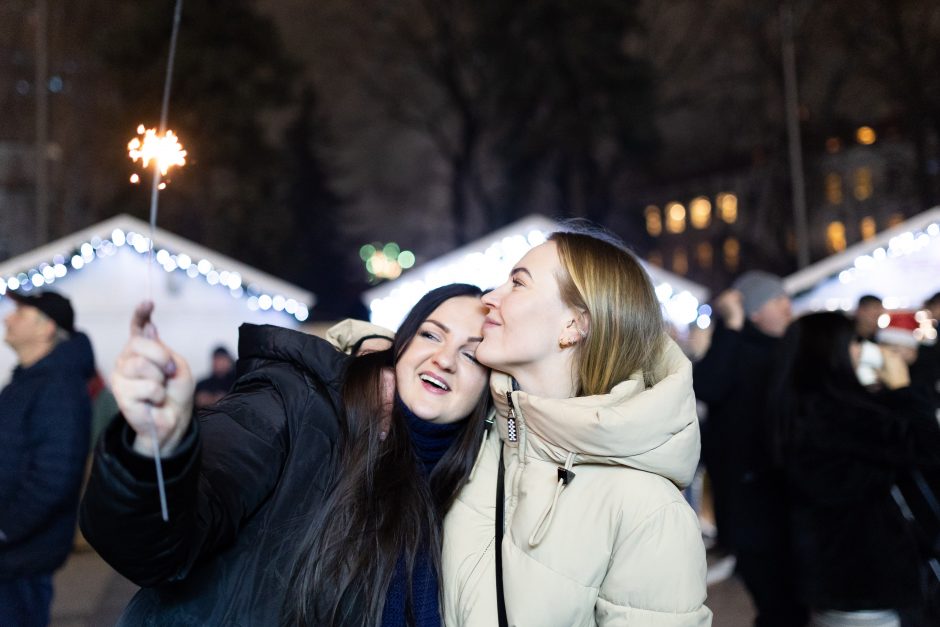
[443,228,711,625]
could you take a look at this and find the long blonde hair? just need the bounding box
[550,229,664,395]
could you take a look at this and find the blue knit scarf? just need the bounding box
[380,396,465,627]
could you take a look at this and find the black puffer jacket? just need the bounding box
[782,387,940,611]
[80,324,349,626]
[0,332,94,578]
[693,318,784,551]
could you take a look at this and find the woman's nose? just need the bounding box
[432,346,456,372]
[481,283,506,310]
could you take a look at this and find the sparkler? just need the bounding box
[125,0,186,523]
[127,125,187,177]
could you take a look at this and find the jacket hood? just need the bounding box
[490,336,701,488]
[237,323,349,389]
[25,331,96,380]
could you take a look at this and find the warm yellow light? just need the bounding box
[860,216,876,240]
[854,167,873,200]
[672,248,688,275]
[128,125,187,176]
[723,237,740,271]
[129,173,140,184]
[856,126,876,145]
[645,205,662,237]
[887,213,904,227]
[696,242,713,268]
[716,193,738,223]
[665,202,686,234]
[826,221,846,253]
[825,137,841,153]
[648,250,663,267]
[825,173,843,205]
[690,196,712,229]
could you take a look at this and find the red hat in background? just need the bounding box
[876,312,918,348]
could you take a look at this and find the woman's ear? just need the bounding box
[575,309,590,339]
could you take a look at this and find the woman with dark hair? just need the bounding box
[768,312,940,627]
[79,284,491,626]
[442,228,710,625]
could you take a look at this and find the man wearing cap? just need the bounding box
[0,290,95,626]
[694,271,805,627]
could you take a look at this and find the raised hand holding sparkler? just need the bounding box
[121,0,186,521]
[111,302,194,521]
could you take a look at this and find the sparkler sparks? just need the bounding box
[128,124,187,177]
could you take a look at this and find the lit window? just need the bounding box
[716,193,738,224]
[696,242,713,269]
[723,237,740,271]
[826,221,846,253]
[645,205,662,237]
[854,167,873,200]
[856,126,876,145]
[887,213,904,227]
[672,248,688,275]
[665,202,686,234]
[860,216,876,240]
[648,250,663,267]
[825,173,843,205]
[690,196,711,229]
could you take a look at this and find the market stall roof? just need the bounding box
[363,214,710,330]
[784,206,940,313]
[0,214,314,385]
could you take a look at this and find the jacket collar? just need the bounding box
[489,336,701,488]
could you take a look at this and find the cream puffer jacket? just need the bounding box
[443,337,712,626]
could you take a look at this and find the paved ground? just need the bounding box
[50,546,756,626]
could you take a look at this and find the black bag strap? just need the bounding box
[495,442,508,627]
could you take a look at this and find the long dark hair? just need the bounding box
[282,284,491,626]
[767,311,883,463]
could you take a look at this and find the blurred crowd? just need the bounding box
[690,276,940,627]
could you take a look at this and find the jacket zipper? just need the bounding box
[505,390,518,442]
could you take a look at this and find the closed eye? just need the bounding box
[462,351,480,364]
[419,330,441,342]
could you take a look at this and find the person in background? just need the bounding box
[693,270,806,627]
[911,292,940,406]
[854,294,884,343]
[769,312,940,627]
[0,291,94,627]
[87,370,120,450]
[193,345,236,409]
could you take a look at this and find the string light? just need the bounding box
[0,228,309,322]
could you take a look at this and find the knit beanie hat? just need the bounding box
[732,271,787,316]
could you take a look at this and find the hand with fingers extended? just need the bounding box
[112,302,195,457]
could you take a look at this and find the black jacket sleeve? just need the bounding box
[79,365,298,587]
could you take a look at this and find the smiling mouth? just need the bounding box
[420,373,450,391]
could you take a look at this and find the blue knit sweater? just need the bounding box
[380,399,464,627]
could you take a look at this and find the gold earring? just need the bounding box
[559,336,575,349]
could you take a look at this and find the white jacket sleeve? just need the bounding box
[595,501,712,626]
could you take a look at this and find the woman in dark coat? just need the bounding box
[768,312,940,627]
[80,284,491,626]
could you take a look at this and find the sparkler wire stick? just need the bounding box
[147,0,185,523]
